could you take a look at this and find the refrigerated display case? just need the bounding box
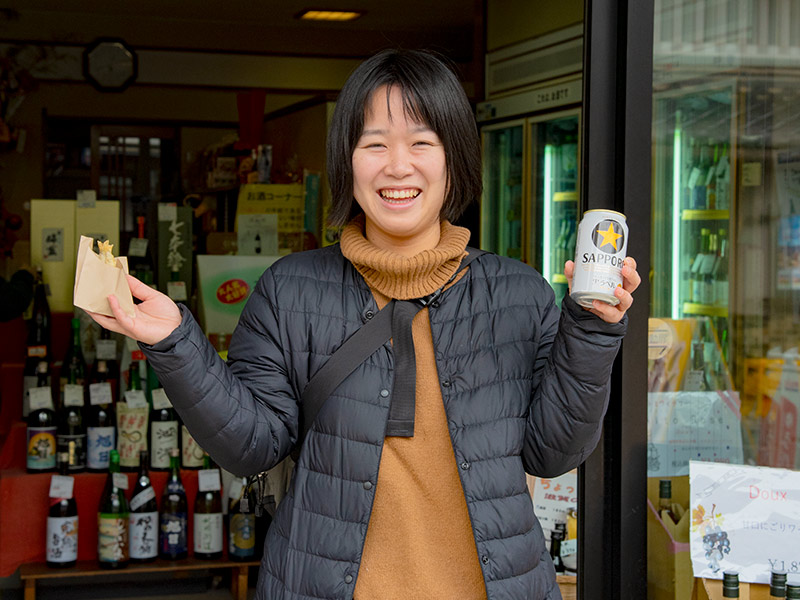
[480,104,580,306]
[650,75,800,470]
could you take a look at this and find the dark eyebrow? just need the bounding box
[360,125,434,137]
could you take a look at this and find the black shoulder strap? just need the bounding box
[296,247,486,450]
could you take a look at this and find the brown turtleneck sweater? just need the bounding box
[340,217,487,600]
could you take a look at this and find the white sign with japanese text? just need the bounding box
[690,460,800,583]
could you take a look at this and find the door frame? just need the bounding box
[578,0,654,598]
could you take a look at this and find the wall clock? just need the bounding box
[83,38,138,92]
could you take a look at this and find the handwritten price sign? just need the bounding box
[690,460,800,583]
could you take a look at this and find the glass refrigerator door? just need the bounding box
[529,112,580,305]
[481,121,525,260]
[651,83,735,393]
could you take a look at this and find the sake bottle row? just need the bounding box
[26,320,204,474]
[46,449,265,569]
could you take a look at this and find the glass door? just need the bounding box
[529,111,580,305]
[647,1,800,595]
[481,120,526,260]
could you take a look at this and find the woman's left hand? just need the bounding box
[564,256,640,324]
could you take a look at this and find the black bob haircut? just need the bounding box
[326,48,482,228]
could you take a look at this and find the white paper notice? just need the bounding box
[49,475,75,499]
[63,384,85,407]
[237,213,278,256]
[690,460,800,583]
[151,388,172,410]
[29,387,54,411]
[113,472,129,490]
[89,382,112,406]
[198,469,222,492]
[124,390,148,409]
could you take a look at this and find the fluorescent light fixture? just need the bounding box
[543,143,554,283]
[297,9,364,21]
[672,127,681,320]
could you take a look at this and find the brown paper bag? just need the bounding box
[73,235,136,317]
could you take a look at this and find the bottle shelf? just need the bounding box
[681,209,730,221]
[682,303,729,318]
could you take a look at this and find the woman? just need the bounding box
[89,49,640,600]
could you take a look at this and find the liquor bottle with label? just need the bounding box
[46,453,78,568]
[690,229,711,305]
[705,144,719,209]
[149,383,179,471]
[713,229,729,308]
[98,449,129,569]
[23,268,51,418]
[129,450,158,563]
[194,453,223,560]
[659,480,680,524]
[129,215,155,283]
[180,419,204,470]
[723,570,739,598]
[159,448,188,560]
[549,527,566,574]
[715,144,731,210]
[771,569,787,599]
[57,364,86,473]
[87,360,116,473]
[27,361,57,473]
[119,361,147,472]
[93,328,120,404]
[228,477,256,561]
[60,318,86,396]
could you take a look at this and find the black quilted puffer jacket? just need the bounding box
[141,245,627,600]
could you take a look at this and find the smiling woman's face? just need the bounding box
[351,85,447,256]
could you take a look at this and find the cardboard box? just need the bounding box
[647,476,692,600]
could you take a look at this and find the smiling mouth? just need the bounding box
[379,189,420,204]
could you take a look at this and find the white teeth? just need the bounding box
[380,189,420,201]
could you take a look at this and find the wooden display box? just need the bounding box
[647,476,692,600]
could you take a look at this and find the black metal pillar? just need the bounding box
[579,0,653,598]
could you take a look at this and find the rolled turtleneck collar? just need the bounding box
[340,215,471,300]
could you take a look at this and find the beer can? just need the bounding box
[570,209,628,308]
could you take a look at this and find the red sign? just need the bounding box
[216,279,249,305]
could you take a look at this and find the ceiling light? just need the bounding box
[297,9,364,21]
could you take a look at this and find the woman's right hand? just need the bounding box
[86,273,182,346]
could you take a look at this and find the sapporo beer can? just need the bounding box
[570,209,628,308]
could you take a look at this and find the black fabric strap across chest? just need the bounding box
[298,247,486,446]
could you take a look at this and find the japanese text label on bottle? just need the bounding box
[46,516,78,563]
[27,427,57,470]
[129,512,158,559]
[194,513,223,553]
[98,516,129,562]
[87,426,115,470]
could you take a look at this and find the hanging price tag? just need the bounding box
[128,238,149,257]
[151,388,172,410]
[124,390,147,408]
[89,382,112,405]
[158,204,177,222]
[63,384,85,407]
[198,469,222,492]
[49,475,75,499]
[167,281,188,301]
[113,472,129,490]
[228,478,244,500]
[29,387,54,411]
[96,339,117,360]
[561,539,577,557]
